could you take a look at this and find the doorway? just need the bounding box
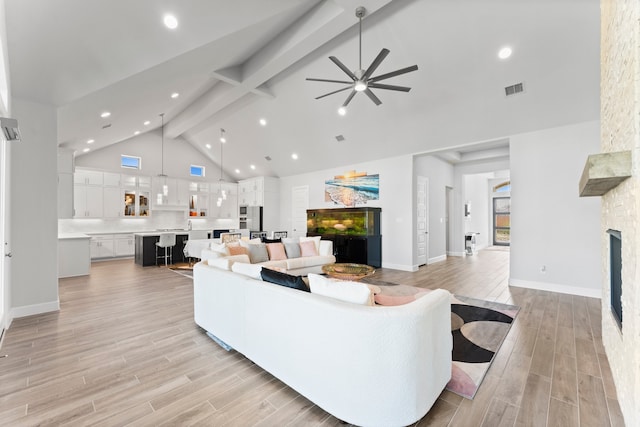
[446,186,453,254]
[493,197,511,246]
[416,176,428,266]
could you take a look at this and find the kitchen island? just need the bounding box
[134,230,189,266]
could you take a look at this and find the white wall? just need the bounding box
[510,120,601,297]
[413,155,454,263]
[0,0,8,334]
[75,130,229,181]
[279,155,415,271]
[10,98,59,317]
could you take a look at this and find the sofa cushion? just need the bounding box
[300,240,318,257]
[308,273,373,306]
[207,254,251,270]
[283,242,301,259]
[260,260,288,270]
[285,255,333,270]
[260,268,309,292]
[262,237,282,244]
[209,242,230,257]
[300,236,321,253]
[231,262,263,279]
[246,243,269,264]
[266,242,287,261]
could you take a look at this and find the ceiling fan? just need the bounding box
[306,6,418,109]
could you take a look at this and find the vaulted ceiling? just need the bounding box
[5,0,600,179]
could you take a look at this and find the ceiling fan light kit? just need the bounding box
[306,6,418,109]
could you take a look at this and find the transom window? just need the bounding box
[190,165,205,177]
[493,181,511,193]
[121,155,141,170]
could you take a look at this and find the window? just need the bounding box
[121,155,141,170]
[493,181,511,193]
[190,165,205,177]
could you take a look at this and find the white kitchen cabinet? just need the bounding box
[237,177,279,230]
[103,187,123,218]
[103,172,121,187]
[211,182,238,219]
[152,177,189,209]
[114,234,135,257]
[90,235,115,259]
[74,169,103,186]
[74,185,103,218]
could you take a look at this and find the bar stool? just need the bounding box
[156,233,176,266]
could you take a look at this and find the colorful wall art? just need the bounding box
[325,170,379,207]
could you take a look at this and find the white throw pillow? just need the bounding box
[239,238,262,247]
[308,273,373,306]
[210,242,229,256]
[231,262,263,279]
[299,236,321,253]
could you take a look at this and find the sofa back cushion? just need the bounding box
[260,268,309,292]
[308,273,373,306]
[231,262,263,279]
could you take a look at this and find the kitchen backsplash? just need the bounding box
[59,211,239,234]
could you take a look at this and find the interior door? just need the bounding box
[291,186,309,239]
[493,197,511,246]
[416,176,428,266]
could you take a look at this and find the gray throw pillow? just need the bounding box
[247,243,269,264]
[283,242,301,259]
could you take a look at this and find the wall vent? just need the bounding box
[504,82,524,96]
[264,156,272,161]
[335,135,345,142]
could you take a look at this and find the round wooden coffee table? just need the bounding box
[322,263,375,281]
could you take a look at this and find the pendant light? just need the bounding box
[156,113,169,205]
[217,128,227,207]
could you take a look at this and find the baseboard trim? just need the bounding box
[447,251,465,257]
[381,262,416,272]
[428,255,447,264]
[11,300,60,319]
[509,279,601,299]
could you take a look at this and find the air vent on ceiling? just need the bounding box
[505,82,524,96]
[335,135,345,142]
[264,156,272,161]
[102,123,112,129]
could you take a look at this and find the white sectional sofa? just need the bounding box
[193,260,453,427]
[200,238,336,276]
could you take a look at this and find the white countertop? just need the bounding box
[58,233,91,240]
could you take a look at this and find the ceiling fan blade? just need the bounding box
[362,48,390,81]
[306,78,353,84]
[329,56,357,80]
[368,82,411,92]
[369,65,419,83]
[364,88,382,106]
[342,90,357,107]
[315,86,353,100]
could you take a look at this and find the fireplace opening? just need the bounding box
[607,229,622,330]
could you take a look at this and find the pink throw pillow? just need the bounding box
[266,243,287,261]
[299,240,318,257]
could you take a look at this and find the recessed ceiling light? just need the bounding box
[259,118,267,126]
[250,164,256,170]
[143,120,150,126]
[291,153,298,160]
[83,148,90,153]
[134,131,140,135]
[337,107,347,116]
[205,143,211,149]
[100,111,111,118]
[235,169,240,174]
[163,14,178,30]
[498,46,512,60]
[171,92,179,99]
[87,139,94,144]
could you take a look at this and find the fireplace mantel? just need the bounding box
[579,150,632,197]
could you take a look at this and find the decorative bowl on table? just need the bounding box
[322,263,375,281]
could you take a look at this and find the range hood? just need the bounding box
[579,150,632,197]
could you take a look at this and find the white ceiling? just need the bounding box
[5,0,600,179]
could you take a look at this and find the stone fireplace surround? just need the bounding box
[600,0,640,424]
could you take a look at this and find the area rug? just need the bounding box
[448,295,519,399]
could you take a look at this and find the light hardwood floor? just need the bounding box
[0,249,625,426]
